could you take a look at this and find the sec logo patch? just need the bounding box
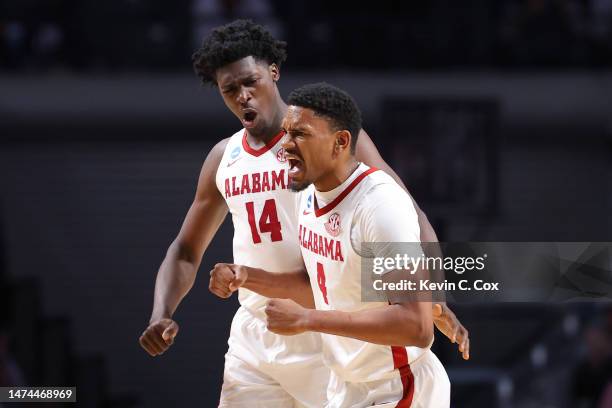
[276,148,287,163]
[325,213,341,237]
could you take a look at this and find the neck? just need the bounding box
[314,157,360,192]
[246,97,287,144]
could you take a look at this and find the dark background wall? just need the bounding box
[1,1,612,407]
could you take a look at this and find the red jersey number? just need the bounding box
[245,199,283,243]
[317,262,329,304]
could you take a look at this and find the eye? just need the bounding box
[222,87,236,95]
[244,78,257,86]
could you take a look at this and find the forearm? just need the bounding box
[150,241,199,322]
[243,267,315,308]
[305,303,433,347]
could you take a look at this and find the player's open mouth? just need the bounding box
[287,156,304,178]
[241,109,258,128]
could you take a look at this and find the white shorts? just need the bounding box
[325,349,450,408]
[219,306,329,408]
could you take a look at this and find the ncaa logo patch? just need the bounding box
[307,194,312,209]
[230,146,241,159]
[325,213,341,237]
[276,147,287,163]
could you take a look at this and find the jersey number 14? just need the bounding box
[245,199,283,243]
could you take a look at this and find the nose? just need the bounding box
[281,132,295,151]
[237,86,251,105]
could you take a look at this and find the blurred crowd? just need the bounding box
[2,0,612,72]
[571,307,612,408]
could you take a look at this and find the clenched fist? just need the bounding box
[139,318,179,357]
[209,263,248,298]
[265,298,311,336]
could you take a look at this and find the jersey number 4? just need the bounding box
[317,262,329,304]
[245,199,283,243]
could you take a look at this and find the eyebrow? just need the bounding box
[220,82,236,91]
[221,74,259,88]
[286,126,309,134]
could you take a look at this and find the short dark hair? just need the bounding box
[192,19,287,86]
[288,82,362,152]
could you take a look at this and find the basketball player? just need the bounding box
[214,82,450,407]
[139,20,464,407]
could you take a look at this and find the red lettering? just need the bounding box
[335,241,344,262]
[325,238,334,258]
[252,173,261,193]
[240,174,251,195]
[271,170,286,190]
[299,224,303,246]
[261,172,270,192]
[224,179,231,198]
[231,176,240,196]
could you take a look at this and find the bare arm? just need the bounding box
[303,301,432,347]
[140,138,229,356]
[354,129,470,359]
[209,264,315,308]
[265,268,433,348]
[150,138,229,321]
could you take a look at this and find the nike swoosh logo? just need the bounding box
[227,157,242,167]
[303,210,311,215]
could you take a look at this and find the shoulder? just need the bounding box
[212,137,231,154]
[359,170,410,208]
[210,127,247,165]
[207,137,231,167]
[353,177,419,242]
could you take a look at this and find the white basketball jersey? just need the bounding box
[297,164,430,383]
[215,129,304,317]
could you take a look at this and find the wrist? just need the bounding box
[150,310,172,324]
[239,266,258,289]
[302,308,318,332]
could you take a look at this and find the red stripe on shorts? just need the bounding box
[391,346,414,408]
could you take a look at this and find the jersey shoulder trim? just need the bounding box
[314,167,379,217]
[242,129,286,157]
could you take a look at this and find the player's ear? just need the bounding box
[269,63,280,82]
[334,130,351,155]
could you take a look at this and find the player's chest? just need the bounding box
[219,147,291,202]
[299,210,362,306]
[298,195,356,267]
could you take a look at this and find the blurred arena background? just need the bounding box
[0,1,611,407]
